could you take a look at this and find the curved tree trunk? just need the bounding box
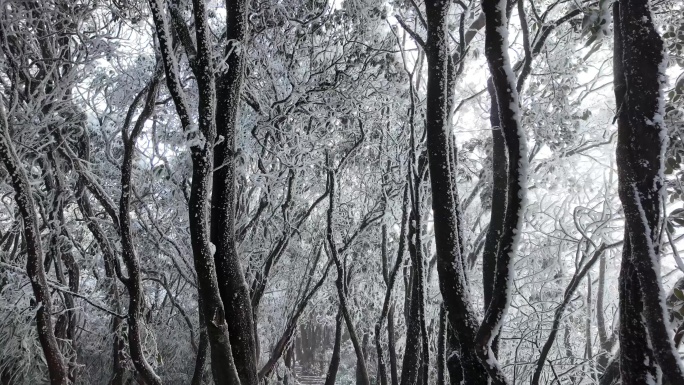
[42,151,79,383]
[74,131,125,384]
[477,0,528,380]
[0,97,69,385]
[481,77,507,359]
[118,66,163,385]
[376,186,408,385]
[326,171,371,385]
[74,129,126,384]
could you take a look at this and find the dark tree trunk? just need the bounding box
[211,1,258,383]
[399,246,422,385]
[74,131,125,384]
[376,187,409,385]
[324,310,343,385]
[149,0,243,383]
[599,355,620,385]
[387,305,399,385]
[356,333,370,385]
[403,261,412,328]
[477,0,527,380]
[595,251,613,371]
[614,0,684,383]
[326,172,371,385]
[446,327,463,385]
[43,151,79,383]
[619,236,657,384]
[437,306,447,385]
[0,103,68,385]
[481,77,507,358]
[424,1,488,383]
[118,63,163,385]
[401,179,429,385]
[284,342,294,385]
[192,297,209,385]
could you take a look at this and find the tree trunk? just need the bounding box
[211,1,258,383]
[595,251,613,371]
[619,236,657,384]
[149,0,244,383]
[481,78,507,360]
[477,0,528,380]
[324,309,343,385]
[424,1,488,383]
[376,186,408,385]
[326,171,371,385]
[356,333,370,385]
[192,296,209,385]
[614,0,684,382]
[118,63,163,385]
[387,305,399,385]
[284,342,294,385]
[446,327,463,385]
[0,97,68,385]
[400,246,422,385]
[437,306,447,385]
[43,151,79,383]
[74,131,125,384]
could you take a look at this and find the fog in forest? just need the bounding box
[0,0,683,384]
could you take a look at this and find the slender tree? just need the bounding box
[211,1,259,382]
[149,0,244,382]
[0,92,69,385]
[423,1,489,382]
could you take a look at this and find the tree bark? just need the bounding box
[284,342,294,385]
[437,306,447,385]
[387,304,399,385]
[614,0,684,382]
[619,236,658,384]
[211,1,258,383]
[43,151,79,383]
[74,131,125,384]
[357,333,370,385]
[424,1,488,382]
[376,186,408,385]
[446,327,463,385]
[149,0,243,383]
[476,0,528,381]
[400,234,422,385]
[326,172,371,385]
[595,250,613,371]
[324,309,344,385]
[481,77,507,358]
[0,96,68,385]
[477,0,528,379]
[192,297,209,385]
[118,62,163,385]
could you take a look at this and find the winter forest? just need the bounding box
[1,0,684,383]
